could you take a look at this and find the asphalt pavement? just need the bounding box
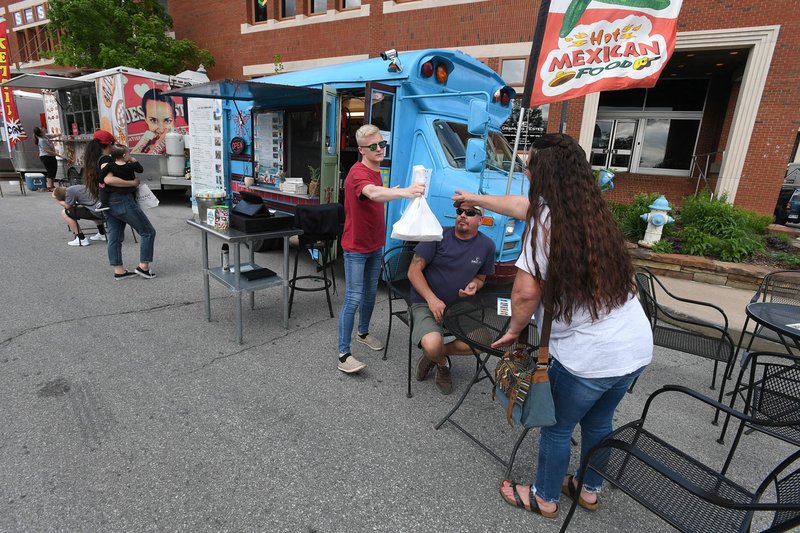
[0,184,794,532]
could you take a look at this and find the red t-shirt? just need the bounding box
[341,161,385,253]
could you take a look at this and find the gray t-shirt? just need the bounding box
[37,136,54,157]
[65,185,100,216]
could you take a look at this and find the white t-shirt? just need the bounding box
[516,203,653,378]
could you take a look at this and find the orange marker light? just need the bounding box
[435,64,448,84]
[481,216,494,227]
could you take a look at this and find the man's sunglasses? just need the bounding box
[359,140,388,151]
[456,208,480,217]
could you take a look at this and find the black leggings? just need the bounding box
[40,155,57,181]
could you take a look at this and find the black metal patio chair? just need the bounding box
[560,384,800,533]
[633,267,735,422]
[380,244,417,397]
[717,351,800,474]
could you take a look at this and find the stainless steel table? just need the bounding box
[187,219,302,344]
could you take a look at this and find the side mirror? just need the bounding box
[467,100,489,136]
[465,138,486,172]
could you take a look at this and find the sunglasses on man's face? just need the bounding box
[359,140,388,151]
[456,208,480,217]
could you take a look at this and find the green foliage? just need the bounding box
[775,252,800,269]
[649,240,674,254]
[676,195,764,262]
[608,192,661,241]
[47,0,214,74]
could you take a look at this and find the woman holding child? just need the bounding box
[83,130,157,280]
[453,133,653,520]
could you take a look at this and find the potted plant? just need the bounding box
[307,165,320,197]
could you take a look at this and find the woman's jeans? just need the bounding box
[106,192,156,267]
[534,359,646,502]
[337,249,382,354]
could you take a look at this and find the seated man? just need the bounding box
[52,186,107,246]
[408,200,496,394]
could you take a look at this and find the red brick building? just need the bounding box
[3,0,799,216]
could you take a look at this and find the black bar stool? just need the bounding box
[288,203,344,318]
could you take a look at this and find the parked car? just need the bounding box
[774,186,800,225]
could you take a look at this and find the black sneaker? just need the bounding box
[135,266,157,279]
[114,270,137,281]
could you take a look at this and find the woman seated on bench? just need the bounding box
[52,185,107,247]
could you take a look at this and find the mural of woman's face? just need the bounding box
[145,99,175,136]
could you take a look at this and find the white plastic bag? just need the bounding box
[136,183,159,209]
[391,196,443,242]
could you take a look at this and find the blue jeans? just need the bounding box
[337,249,382,354]
[106,192,156,267]
[534,359,646,502]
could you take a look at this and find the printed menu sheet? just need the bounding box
[188,98,224,196]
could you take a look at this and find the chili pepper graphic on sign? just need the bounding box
[560,0,672,37]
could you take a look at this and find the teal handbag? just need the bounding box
[493,288,555,428]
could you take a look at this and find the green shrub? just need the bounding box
[608,192,661,241]
[649,240,674,254]
[775,252,800,269]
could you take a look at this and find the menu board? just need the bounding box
[187,98,225,198]
[253,111,284,187]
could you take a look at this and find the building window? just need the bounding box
[36,5,46,20]
[253,0,268,22]
[592,78,709,175]
[24,8,35,24]
[280,0,297,18]
[13,12,22,26]
[310,0,327,13]
[340,0,361,9]
[500,58,526,86]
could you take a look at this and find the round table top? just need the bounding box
[746,302,800,342]
[442,289,538,357]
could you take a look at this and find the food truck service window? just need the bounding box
[62,86,99,136]
[253,111,285,187]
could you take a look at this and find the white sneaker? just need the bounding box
[89,233,107,241]
[67,237,91,246]
[355,333,384,351]
[337,354,367,374]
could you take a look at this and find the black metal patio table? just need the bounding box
[437,287,539,475]
[744,302,800,355]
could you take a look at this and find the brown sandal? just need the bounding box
[561,475,599,512]
[499,480,559,519]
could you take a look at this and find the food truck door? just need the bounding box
[321,84,339,204]
[365,82,396,187]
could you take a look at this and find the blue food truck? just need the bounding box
[168,49,528,278]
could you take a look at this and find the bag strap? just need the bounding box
[532,280,554,367]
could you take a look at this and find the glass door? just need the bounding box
[591,119,637,171]
[320,84,339,204]
[365,82,396,186]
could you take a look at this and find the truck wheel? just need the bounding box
[249,238,282,252]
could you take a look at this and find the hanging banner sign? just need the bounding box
[0,19,26,147]
[523,0,683,107]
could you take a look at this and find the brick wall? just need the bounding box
[1,0,796,217]
[164,0,793,218]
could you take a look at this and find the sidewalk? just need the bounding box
[657,276,753,338]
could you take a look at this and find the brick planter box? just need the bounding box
[629,246,770,291]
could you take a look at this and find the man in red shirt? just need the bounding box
[337,124,425,374]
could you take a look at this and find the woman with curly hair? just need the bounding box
[453,133,652,519]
